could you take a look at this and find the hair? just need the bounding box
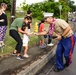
[43,16,53,21]
[1,3,7,8]
[38,18,45,27]
[22,23,28,31]
[41,18,45,23]
[27,10,32,14]
[24,16,32,20]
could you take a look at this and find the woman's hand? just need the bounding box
[0,19,4,22]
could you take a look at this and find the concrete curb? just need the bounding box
[17,45,57,75]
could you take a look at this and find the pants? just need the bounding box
[0,26,7,42]
[56,35,75,69]
[48,35,52,44]
[9,30,23,53]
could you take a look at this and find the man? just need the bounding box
[9,16,32,60]
[35,16,75,72]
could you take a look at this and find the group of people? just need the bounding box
[38,18,54,48]
[35,17,75,72]
[0,2,76,72]
[10,10,33,59]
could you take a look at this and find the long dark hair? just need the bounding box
[39,18,45,26]
[22,23,28,31]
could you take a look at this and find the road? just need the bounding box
[36,22,76,75]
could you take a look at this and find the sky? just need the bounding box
[16,0,76,7]
[16,0,44,7]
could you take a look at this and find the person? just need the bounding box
[38,19,46,48]
[22,24,33,58]
[47,23,55,46]
[0,3,7,46]
[9,16,32,60]
[26,10,32,16]
[35,16,75,72]
[47,35,54,46]
[26,10,32,33]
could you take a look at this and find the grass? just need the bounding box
[0,11,40,55]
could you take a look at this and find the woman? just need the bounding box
[0,3,7,46]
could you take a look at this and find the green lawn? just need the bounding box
[0,11,40,55]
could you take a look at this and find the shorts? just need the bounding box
[38,36,44,40]
[23,36,29,46]
[23,41,28,46]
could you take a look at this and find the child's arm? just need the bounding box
[24,27,33,36]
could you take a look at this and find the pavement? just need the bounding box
[0,39,57,75]
[48,43,76,75]
[0,22,75,75]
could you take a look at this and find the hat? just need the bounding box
[43,12,54,17]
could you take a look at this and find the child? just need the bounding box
[22,24,33,58]
[38,19,46,48]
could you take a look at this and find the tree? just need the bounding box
[21,1,71,20]
[59,0,76,12]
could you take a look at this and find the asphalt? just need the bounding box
[0,39,57,75]
[0,22,75,75]
[48,43,76,75]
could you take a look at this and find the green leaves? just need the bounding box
[21,1,76,20]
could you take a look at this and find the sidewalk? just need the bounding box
[0,40,57,75]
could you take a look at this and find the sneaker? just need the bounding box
[53,68,63,72]
[23,54,29,58]
[12,52,17,56]
[2,44,6,48]
[64,64,69,68]
[39,45,46,48]
[16,55,24,60]
[47,43,54,46]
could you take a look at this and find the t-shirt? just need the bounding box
[10,18,24,31]
[39,23,44,32]
[54,19,73,37]
[0,13,7,26]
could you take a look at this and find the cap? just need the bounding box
[43,12,54,17]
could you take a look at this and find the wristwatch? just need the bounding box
[61,36,64,39]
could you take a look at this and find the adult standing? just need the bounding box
[0,3,7,46]
[9,16,32,60]
[35,16,75,72]
[26,10,32,33]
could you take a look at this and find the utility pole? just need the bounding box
[59,4,62,19]
[10,0,16,24]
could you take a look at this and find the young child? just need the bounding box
[38,19,46,48]
[22,24,33,58]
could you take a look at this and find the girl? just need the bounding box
[38,19,46,48]
[22,24,33,58]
